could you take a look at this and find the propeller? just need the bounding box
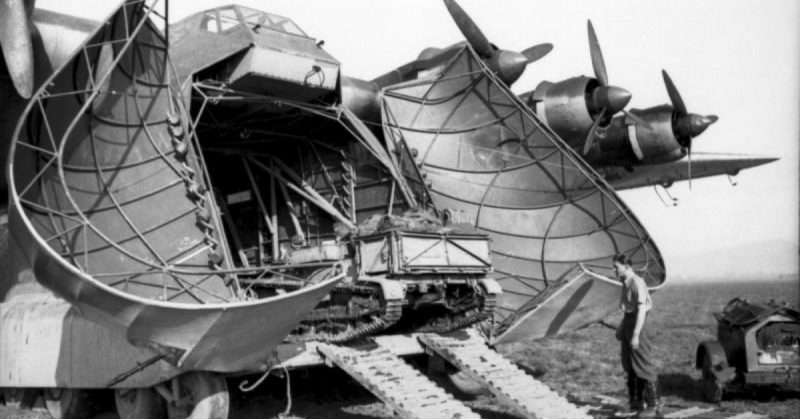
[521,43,554,64]
[662,70,719,188]
[0,0,35,98]
[582,20,632,156]
[443,0,552,85]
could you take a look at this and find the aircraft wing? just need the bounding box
[379,46,665,344]
[598,152,778,191]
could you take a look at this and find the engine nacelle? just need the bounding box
[526,77,597,148]
[587,105,684,166]
[622,105,684,164]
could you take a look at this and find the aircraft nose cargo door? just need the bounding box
[169,4,340,105]
[7,1,341,373]
[379,46,666,344]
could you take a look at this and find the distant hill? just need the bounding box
[666,239,799,281]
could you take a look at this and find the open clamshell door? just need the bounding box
[8,0,341,372]
[379,46,665,345]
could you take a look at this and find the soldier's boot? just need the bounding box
[638,379,663,418]
[627,374,643,412]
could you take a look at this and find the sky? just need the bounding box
[39,0,800,280]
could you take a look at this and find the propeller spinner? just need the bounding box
[582,20,632,155]
[443,0,552,85]
[662,69,719,187]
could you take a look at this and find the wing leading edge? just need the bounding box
[599,152,779,191]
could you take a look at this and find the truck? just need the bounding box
[696,298,800,402]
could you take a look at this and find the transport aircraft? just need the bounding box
[0,1,777,418]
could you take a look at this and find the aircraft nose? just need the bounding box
[495,50,528,85]
[592,85,631,115]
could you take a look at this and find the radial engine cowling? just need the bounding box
[527,77,597,148]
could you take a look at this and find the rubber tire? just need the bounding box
[702,355,725,403]
[2,388,39,409]
[166,372,228,419]
[44,388,91,419]
[115,388,166,419]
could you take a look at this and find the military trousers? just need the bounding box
[620,311,657,382]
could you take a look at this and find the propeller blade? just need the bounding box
[662,70,687,116]
[587,20,608,86]
[687,142,692,190]
[582,108,606,156]
[521,43,553,64]
[444,0,494,58]
[0,0,34,98]
[623,110,651,131]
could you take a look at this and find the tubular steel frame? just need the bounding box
[380,46,665,325]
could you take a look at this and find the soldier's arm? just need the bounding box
[631,280,647,348]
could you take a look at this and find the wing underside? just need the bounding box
[600,152,778,191]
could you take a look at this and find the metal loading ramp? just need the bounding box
[317,332,590,419]
[418,332,591,419]
[317,343,481,419]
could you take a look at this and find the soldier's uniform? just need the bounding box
[619,270,661,416]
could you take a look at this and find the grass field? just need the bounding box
[500,278,800,419]
[1,278,798,419]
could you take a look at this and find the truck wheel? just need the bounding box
[115,388,165,419]
[44,388,91,419]
[701,355,725,403]
[165,372,228,419]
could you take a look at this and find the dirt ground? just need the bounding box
[2,278,798,419]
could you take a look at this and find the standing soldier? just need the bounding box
[614,254,662,417]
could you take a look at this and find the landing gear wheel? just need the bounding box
[165,372,228,419]
[44,388,91,419]
[702,356,725,403]
[114,388,165,419]
[1,388,38,409]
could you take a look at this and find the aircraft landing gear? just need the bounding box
[115,388,165,419]
[162,372,229,419]
[115,372,229,419]
[43,388,91,419]
[1,388,38,409]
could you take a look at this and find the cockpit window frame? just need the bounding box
[237,5,309,38]
[198,5,311,38]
